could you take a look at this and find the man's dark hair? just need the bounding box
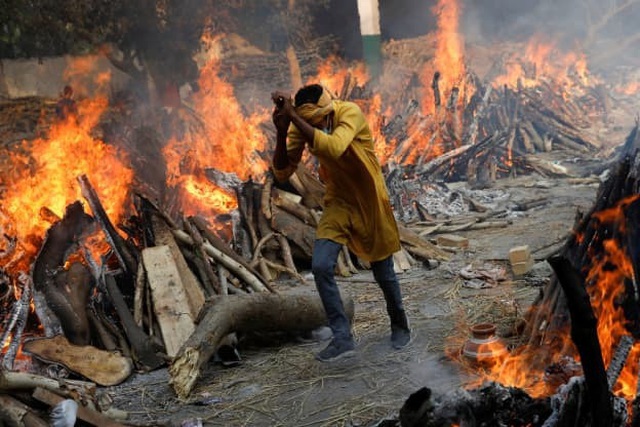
[294,84,323,106]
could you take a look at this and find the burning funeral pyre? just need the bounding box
[1,1,640,426]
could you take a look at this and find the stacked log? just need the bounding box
[380,73,600,183]
[0,369,130,427]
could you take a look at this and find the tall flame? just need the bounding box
[162,33,269,218]
[586,196,640,400]
[419,0,468,117]
[397,0,473,166]
[0,58,133,270]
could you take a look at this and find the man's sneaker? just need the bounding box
[391,326,412,349]
[315,339,356,362]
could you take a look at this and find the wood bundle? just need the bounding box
[378,72,600,183]
[0,97,57,147]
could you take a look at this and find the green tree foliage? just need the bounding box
[0,0,127,58]
[0,0,214,101]
[0,0,334,101]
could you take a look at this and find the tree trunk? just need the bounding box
[169,289,355,399]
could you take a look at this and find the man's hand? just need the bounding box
[271,91,293,134]
[272,108,291,134]
[271,91,293,113]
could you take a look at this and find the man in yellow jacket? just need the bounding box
[271,84,411,362]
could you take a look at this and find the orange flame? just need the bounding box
[308,54,370,96]
[493,37,597,91]
[163,33,267,218]
[615,81,640,96]
[586,195,640,400]
[402,0,472,166]
[0,60,133,270]
[466,195,640,401]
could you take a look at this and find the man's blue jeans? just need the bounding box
[312,238,407,343]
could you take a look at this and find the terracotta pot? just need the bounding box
[461,322,508,364]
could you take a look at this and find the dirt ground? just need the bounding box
[107,149,603,427]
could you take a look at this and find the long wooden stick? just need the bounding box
[173,230,270,293]
[183,218,220,295]
[0,370,95,394]
[190,215,268,287]
[78,174,136,274]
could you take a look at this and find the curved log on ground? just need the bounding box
[169,289,354,399]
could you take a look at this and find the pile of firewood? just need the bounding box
[370,65,604,184]
[0,149,453,422]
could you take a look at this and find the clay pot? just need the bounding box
[461,322,508,364]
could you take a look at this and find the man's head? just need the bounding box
[294,84,324,106]
[294,84,334,129]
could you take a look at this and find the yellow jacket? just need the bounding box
[272,100,401,262]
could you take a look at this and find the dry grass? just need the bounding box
[112,267,541,427]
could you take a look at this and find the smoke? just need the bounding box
[461,0,640,70]
[405,354,471,394]
[377,0,640,72]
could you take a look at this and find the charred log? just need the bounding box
[399,382,552,427]
[548,255,613,427]
[102,273,165,370]
[32,201,95,345]
[78,174,137,275]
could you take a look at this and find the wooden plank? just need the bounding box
[152,215,205,319]
[397,224,451,261]
[142,245,196,357]
[22,335,133,386]
[393,249,412,272]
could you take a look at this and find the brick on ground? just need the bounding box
[508,245,531,264]
[509,245,534,275]
[436,234,469,248]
